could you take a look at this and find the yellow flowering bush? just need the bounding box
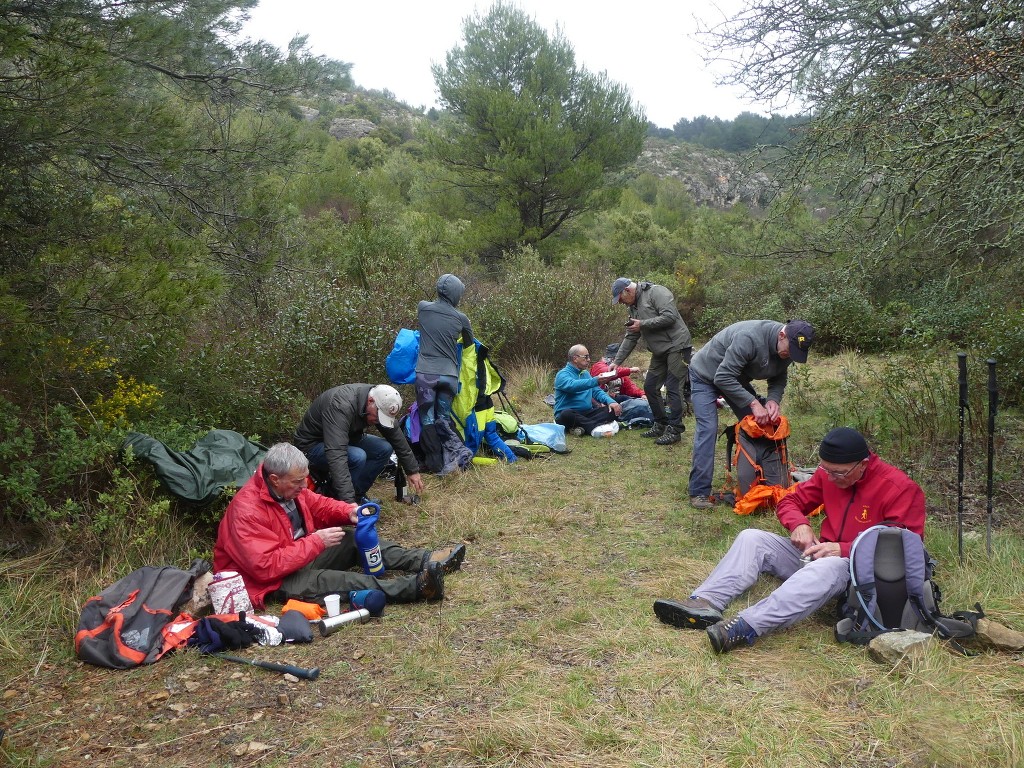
[91,375,163,427]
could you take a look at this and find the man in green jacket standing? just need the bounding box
[610,278,693,445]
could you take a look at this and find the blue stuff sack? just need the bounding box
[385,329,419,385]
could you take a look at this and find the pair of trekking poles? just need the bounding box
[956,353,998,562]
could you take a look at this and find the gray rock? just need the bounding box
[295,105,319,121]
[974,618,1024,652]
[867,630,933,664]
[634,141,777,209]
[328,117,377,140]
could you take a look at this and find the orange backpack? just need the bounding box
[724,416,796,515]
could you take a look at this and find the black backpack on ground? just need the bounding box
[835,526,982,646]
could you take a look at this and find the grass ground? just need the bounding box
[2,353,1023,767]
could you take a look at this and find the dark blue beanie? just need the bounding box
[819,427,870,463]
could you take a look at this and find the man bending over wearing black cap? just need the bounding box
[654,427,926,653]
[687,318,815,509]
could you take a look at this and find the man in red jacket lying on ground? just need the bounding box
[214,443,465,609]
[652,427,926,652]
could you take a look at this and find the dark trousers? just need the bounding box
[645,347,692,427]
[305,434,393,500]
[278,533,429,603]
[555,405,617,434]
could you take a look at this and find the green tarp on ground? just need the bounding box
[122,430,266,504]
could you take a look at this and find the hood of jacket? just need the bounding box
[436,274,466,307]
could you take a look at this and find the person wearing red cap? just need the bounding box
[654,427,926,653]
[687,318,815,509]
[293,383,424,504]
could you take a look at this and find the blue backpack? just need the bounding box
[835,526,980,645]
[385,329,419,385]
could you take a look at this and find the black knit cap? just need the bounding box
[818,427,870,463]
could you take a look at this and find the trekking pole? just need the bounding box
[986,358,998,557]
[956,352,967,564]
[211,653,320,680]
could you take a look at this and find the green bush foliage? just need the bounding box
[471,249,623,366]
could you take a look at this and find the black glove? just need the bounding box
[190,615,262,653]
[278,610,313,643]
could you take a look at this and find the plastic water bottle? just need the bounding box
[354,502,385,575]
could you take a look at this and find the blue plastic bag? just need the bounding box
[520,423,569,454]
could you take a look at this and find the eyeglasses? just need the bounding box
[817,463,861,479]
[574,353,592,360]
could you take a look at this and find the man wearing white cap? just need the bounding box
[294,383,424,503]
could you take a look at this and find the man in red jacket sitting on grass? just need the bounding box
[653,427,926,652]
[214,443,464,609]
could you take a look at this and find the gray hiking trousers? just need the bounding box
[692,528,850,637]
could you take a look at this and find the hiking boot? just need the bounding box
[641,423,666,438]
[653,597,724,630]
[415,561,445,602]
[689,495,716,510]
[707,616,758,654]
[427,543,467,575]
[569,426,586,437]
[654,425,683,445]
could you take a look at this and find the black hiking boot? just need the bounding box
[641,423,666,438]
[654,425,682,445]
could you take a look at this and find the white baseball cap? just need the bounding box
[368,384,403,428]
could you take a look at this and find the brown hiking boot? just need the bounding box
[707,616,758,653]
[415,561,445,602]
[428,543,467,574]
[689,495,716,510]
[653,597,723,629]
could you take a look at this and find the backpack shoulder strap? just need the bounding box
[848,526,887,630]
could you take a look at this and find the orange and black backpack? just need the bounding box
[722,416,797,515]
[75,559,209,669]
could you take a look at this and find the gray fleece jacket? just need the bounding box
[689,320,791,408]
[416,274,474,377]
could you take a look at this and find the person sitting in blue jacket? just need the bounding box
[553,345,622,436]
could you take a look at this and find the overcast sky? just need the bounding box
[239,0,771,129]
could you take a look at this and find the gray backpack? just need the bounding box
[835,526,980,645]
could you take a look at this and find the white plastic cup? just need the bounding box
[324,593,341,617]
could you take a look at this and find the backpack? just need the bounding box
[724,415,793,495]
[385,328,419,385]
[75,559,210,669]
[835,526,981,646]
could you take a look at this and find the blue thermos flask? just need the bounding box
[354,502,385,575]
[349,589,387,617]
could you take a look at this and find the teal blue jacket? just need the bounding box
[554,363,615,418]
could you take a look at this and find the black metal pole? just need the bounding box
[987,359,998,557]
[957,352,967,564]
[395,461,406,502]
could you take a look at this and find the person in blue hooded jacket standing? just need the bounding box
[416,274,475,474]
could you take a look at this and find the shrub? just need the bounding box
[471,248,622,366]
[982,308,1024,408]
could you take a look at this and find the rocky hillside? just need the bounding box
[634,138,777,210]
[300,90,777,209]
